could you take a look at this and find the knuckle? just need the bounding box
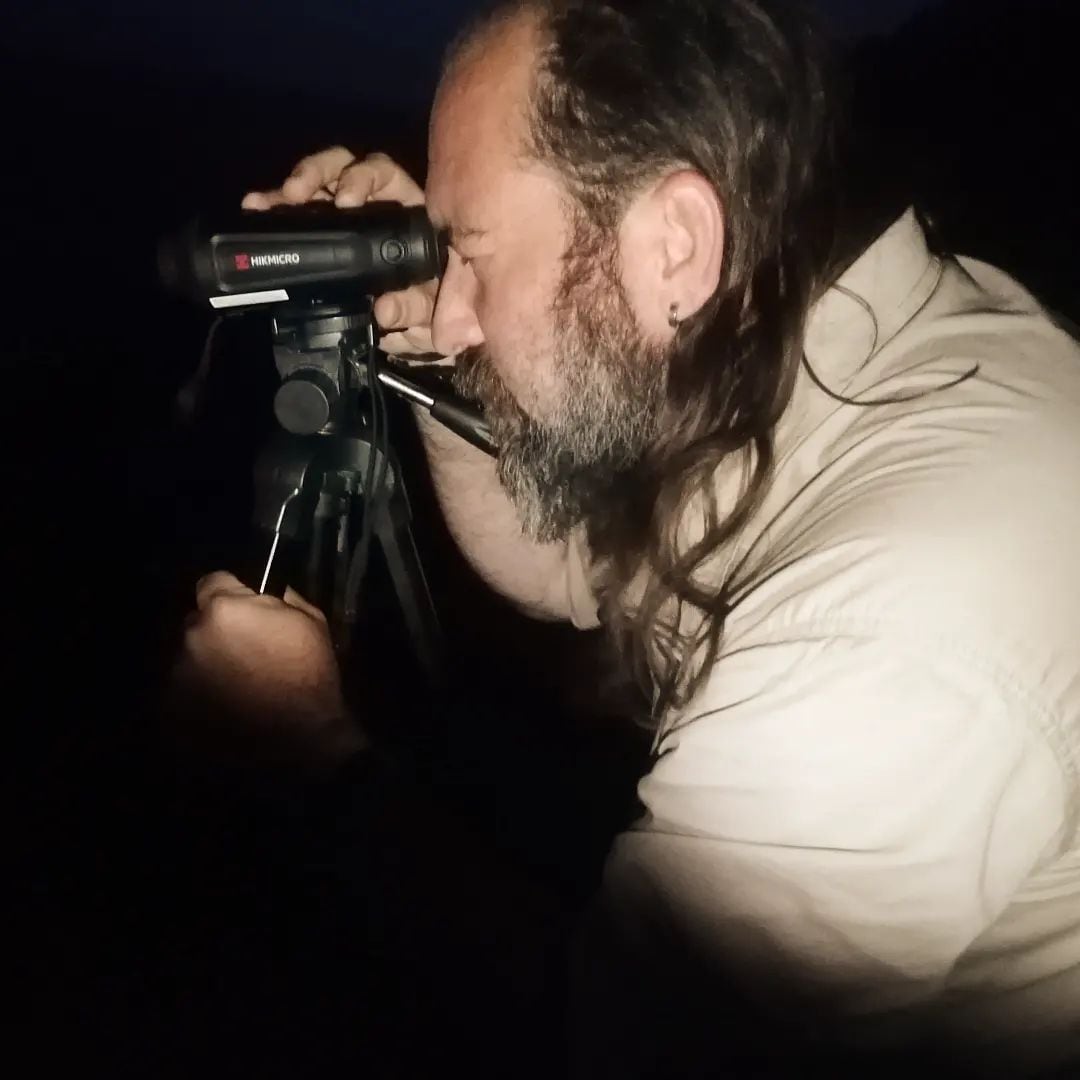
[341,156,373,178]
[202,592,234,625]
[281,178,309,201]
[195,571,223,603]
[296,148,328,171]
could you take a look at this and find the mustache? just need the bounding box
[452,345,499,402]
[452,347,531,432]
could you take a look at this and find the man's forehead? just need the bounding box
[426,95,519,231]
[425,145,494,235]
[426,12,539,205]
[427,144,565,245]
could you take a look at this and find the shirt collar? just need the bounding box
[802,207,943,393]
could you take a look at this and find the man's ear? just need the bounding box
[619,169,725,339]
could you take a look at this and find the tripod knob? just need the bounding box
[274,368,339,434]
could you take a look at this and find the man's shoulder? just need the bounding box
[727,320,1080,725]
[734,424,1080,658]
[740,245,1080,651]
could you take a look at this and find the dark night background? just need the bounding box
[4,1,1077,1076]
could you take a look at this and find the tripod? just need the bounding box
[249,297,450,685]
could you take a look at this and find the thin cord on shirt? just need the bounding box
[800,273,980,407]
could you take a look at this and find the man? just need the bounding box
[179,1,1080,1074]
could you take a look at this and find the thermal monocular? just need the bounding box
[157,200,448,311]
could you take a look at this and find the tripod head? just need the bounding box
[269,296,377,435]
[158,202,494,681]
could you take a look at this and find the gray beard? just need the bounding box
[452,271,667,543]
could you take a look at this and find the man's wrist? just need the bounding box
[302,710,370,777]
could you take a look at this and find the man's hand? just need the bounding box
[243,147,440,358]
[169,571,365,770]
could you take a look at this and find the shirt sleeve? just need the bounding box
[574,625,1068,1069]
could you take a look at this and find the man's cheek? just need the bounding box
[479,328,527,400]
[511,362,567,424]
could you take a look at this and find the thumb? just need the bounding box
[282,586,327,622]
[195,570,256,611]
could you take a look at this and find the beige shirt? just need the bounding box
[566,210,1080,1071]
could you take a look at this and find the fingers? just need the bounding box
[334,152,425,208]
[241,189,284,210]
[379,328,443,357]
[195,571,255,611]
[374,282,437,331]
[374,284,439,355]
[241,149,423,219]
[282,145,357,201]
[241,188,332,210]
[241,145,357,209]
[193,572,326,624]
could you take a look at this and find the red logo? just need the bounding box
[234,253,251,271]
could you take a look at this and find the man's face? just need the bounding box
[425,18,667,542]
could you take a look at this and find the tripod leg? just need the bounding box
[330,474,359,649]
[303,512,328,603]
[300,473,356,649]
[372,491,445,688]
[250,433,322,597]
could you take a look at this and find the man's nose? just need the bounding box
[431,262,484,357]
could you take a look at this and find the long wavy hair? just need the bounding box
[451,1,883,722]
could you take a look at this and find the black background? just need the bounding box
[5,1,1077,1076]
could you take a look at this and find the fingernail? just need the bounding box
[336,191,360,208]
